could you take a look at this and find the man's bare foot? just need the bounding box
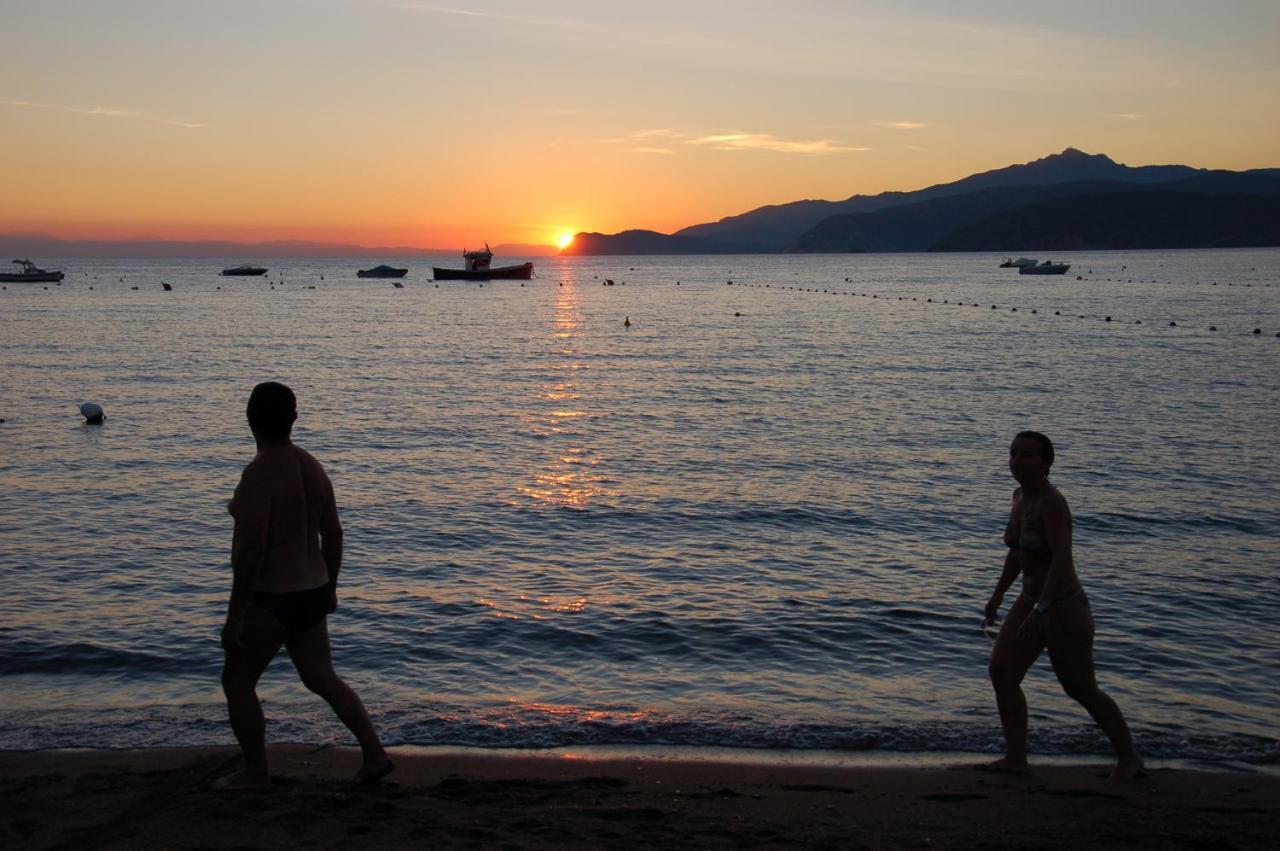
[213,770,272,790]
[1109,755,1145,782]
[355,756,395,785]
[978,757,1030,774]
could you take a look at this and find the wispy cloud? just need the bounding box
[1,99,208,128]
[1101,112,1148,120]
[876,121,931,130]
[388,3,582,29]
[609,128,864,156]
[604,128,675,144]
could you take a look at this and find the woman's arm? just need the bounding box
[986,548,1022,625]
[986,491,1024,624]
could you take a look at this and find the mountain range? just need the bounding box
[562,148,1280,254]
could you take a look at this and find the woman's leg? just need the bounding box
[987,596,1046,770]
[1045,596,1142,780]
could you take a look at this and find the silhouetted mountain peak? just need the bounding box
[1049,147,1113,163]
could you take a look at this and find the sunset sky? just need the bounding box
[3,0,1277,248]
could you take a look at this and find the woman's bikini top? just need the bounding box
[1017,532,1050,554]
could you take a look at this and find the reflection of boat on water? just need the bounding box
[433,244,533,281]
[220,265,268,276]
[1019,260,1071,275]
[1,259,64,282]
[357,264,408,278]
[1000,257,1038,268]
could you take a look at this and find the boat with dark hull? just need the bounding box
[357,264,408,278]
[220,265,268,276]
[433,244,533,281]
[1019,260,1071,275]
[1,259,64,283]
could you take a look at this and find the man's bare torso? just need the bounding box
[230,444,335,593]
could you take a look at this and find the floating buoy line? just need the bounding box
[4,271,1275,338]
[723,275,1277,338]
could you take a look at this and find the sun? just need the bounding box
[557,232,575,250]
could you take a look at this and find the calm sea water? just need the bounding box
[1,250,1277,765]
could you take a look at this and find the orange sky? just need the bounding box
[3,1,1277,248]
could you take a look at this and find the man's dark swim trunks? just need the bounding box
[254,584,335,637]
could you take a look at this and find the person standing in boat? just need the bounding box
[219,381,393,788]
[983,431,1143,780]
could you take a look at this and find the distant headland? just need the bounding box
[561,149,1280,255]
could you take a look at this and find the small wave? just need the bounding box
[1081,511,1271,536]
[0,640,200,676]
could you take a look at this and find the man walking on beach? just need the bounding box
[220,381,393,788]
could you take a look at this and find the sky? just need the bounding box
[2,0,1278,249]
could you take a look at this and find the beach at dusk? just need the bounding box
[3,745,1277,848]
[3,1,1279,848]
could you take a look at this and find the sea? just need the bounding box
[1,249,1277,768]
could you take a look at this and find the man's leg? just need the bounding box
[287,619,393,782]
[220,609,286,788]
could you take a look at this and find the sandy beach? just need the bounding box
[1,746,1275,849]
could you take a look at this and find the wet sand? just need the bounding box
[1,745,1275,849]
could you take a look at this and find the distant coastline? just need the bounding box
[0,234,560,259]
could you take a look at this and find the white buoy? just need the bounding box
[79,402,106,424]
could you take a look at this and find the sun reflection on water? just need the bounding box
[513,275,618,509]
[474,594,595,621]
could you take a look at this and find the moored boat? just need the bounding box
[357,264,408,278]
[1019,260,1070,275]
[1,259,65,282]
[433,244,533,281]
[220,265,268,276]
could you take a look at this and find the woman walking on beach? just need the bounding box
[984,431,1143,780]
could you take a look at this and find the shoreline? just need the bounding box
[3,745,1276,849]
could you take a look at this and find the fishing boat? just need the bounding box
[433,244,533,281]
[999,257,1038,268]
[0,259,64,282]
[357,264,408,278]
[1019,260,1071,275]
[220,265,268,276]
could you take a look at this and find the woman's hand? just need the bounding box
[984,593,1003,626]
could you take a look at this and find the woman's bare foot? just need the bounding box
[978,757,1030,774]
[213,770,272,791]
[355,756,395,785]
[1109,754,1145,782]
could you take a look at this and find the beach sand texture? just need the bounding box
[1,747,1275,849]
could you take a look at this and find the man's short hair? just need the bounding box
[1014,430,1055,466]
[247,381,296,440]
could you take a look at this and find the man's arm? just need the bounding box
[224,466,270,649]
[319,471,343,588]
